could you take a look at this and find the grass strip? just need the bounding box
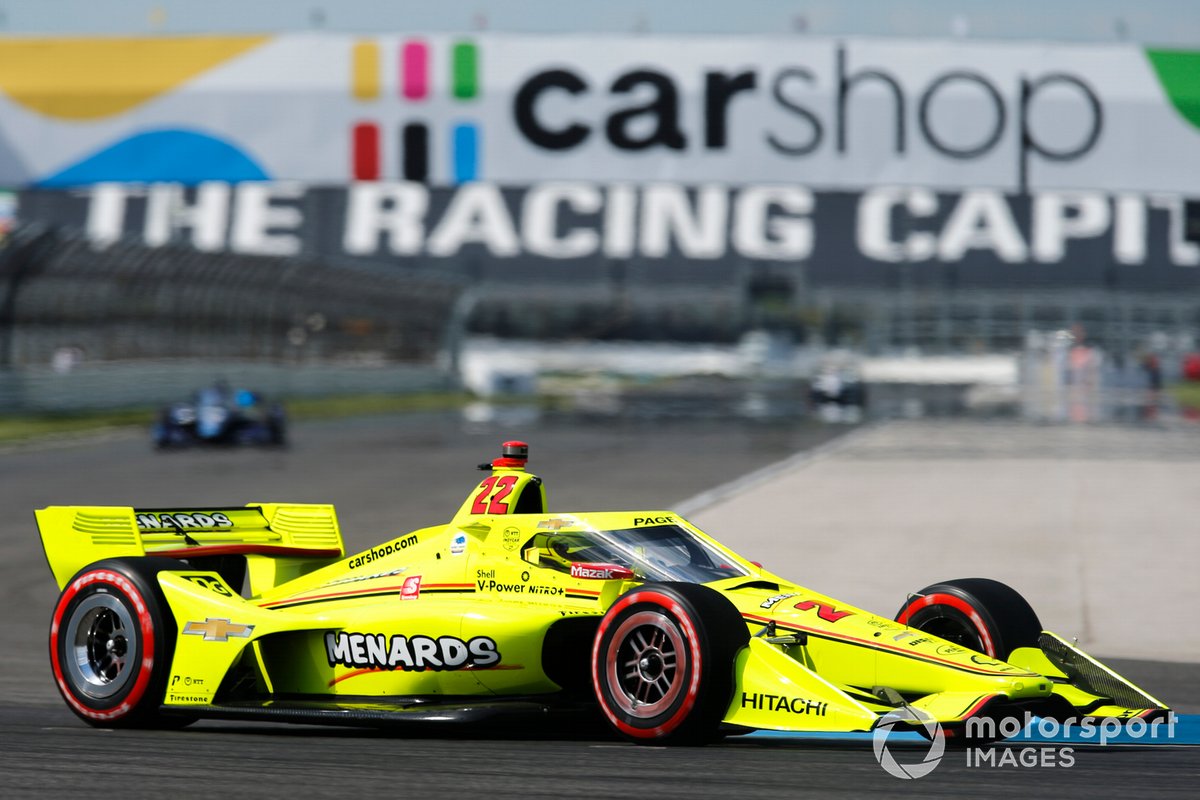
[0,392,478,445]
[1169,382,1200,410]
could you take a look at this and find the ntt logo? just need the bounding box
[872,708,946,780]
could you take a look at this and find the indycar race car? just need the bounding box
[153,384,286,448]
[38,441,1170,743]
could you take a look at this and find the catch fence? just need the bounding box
[0,225,465,410]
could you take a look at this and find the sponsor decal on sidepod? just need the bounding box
[325,632,500,671]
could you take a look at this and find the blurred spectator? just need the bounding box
[1141,352,1162,420]
[50,346,84,374]
[1067,329,1102,423]
[1141,353,1162,391]
[1183,352,1200,382]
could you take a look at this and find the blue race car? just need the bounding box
[153,384,287,448]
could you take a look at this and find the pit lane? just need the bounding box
[0,412,1195,798]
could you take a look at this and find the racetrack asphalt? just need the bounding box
[1,411,1196,798]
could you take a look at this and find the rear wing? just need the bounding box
[37,504,344,590]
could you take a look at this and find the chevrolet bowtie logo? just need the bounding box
[183,618,255,642]
[537,518,573,530]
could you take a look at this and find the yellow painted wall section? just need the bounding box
[0,35,269,119]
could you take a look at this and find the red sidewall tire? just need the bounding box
[49,558,179,727]
[591,583,747,744]
[895,578,1042,660]
[593,588,700,740]
[898,592,999,656]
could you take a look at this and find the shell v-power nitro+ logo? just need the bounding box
[349,38,481,184]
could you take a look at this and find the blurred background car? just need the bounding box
[809,359,867,423]
[153,383,286,448]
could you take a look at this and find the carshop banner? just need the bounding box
[0,34,1198,192]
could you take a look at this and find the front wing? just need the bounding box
[722,632,1170,735]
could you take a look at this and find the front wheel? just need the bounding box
[895,577,1042,660]
[49,557,190,728]
[591,582,748,745]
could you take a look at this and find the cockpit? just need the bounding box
[524,524,749,584]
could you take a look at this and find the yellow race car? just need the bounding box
[38,441,1170,743]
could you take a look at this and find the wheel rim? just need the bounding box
[605,610,688,719]
[909,607,987,654]
[64,593,138,700]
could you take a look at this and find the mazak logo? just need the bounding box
[569,563,634,581]
[350,37,481,183]
[872,708,946,780]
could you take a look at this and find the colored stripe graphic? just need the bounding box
[452,123,479,182]
[347,38,482,181]
[37,129,269,186]
[352,40,380,101]
[402,40,429,100]
[452,41,478,100]
[1146,48,1200,131]
[0,36,268,120]
[352,122,380,180]
[402,123,429,181]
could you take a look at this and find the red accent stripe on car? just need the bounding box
[740,613,1034,677]
[259,583,411,608]
[151,545,342,560]
[327,662,524,687]
[959,693,999,718]
[260,582,476,610]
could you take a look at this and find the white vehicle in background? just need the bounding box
[810,358,866,423]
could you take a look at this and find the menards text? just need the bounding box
[325,632,500,671]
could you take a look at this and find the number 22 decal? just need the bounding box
[471,475,518,514]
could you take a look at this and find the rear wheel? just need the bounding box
[267,416,287,446]
[894,578,1042,660]
[50,558,191,728]
[592,583,748,744]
